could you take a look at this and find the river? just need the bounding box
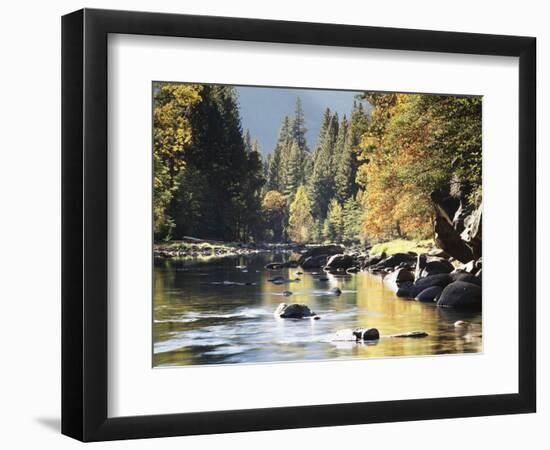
[153,253,482,367]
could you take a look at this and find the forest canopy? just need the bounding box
[153,83,482,245]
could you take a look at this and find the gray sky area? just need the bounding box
[235,86,365,156]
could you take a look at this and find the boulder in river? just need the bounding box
[282,290,293,296]
[362,252,387,269]
[385,268,415,292]
[298,245,344,267]
[396,273,454,298]
[415,285,443,302]
[418,258,454,278]
[353,328,380,341]
[450,271,481,286]
[371,253,416,272]
[329,287,342,296]
[301,255,331,269]
[437,281,482,310]
[274,303,316,319]
[324,254,356,271]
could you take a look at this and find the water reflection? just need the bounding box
[153,254,482,367]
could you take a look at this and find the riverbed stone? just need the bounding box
[329,287,342,296]
[301,255,330,269]
[450,272,481,286]
[274,303,316,319]
[419,258,455,278]
[353,328,380,341]
[437,281,482,310]
[385,268,415,292]
[298,245,344,265]
[415,285,443,302]
[392,331,429,338]
[324,254,356,271]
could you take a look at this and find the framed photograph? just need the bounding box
[62,8,536,441]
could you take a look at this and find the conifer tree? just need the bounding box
[308,109,339,219]
[291,97,308,152]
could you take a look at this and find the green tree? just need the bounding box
[335,102,369,203]
[282,140,303,198]
[308,109,339,219]
[342,196,363,243]
[170,84,265,242]
[288,185,314,243]
[291,97,308,151]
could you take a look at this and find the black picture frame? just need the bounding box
[62,8,536,442]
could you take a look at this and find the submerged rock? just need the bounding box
[329,287,342,296]
[391,331,429,338]
[282,290,293,296]
[268,277,300,285]
[274,303,316,319]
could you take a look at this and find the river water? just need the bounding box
[153,253,482,367]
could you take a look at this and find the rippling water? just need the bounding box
[153,253,482,367]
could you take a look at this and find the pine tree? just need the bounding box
[335,102,369,204]
[291,97,308,151]
[308,109,339,220]
[342,196,363,243]
[283,140,303,198]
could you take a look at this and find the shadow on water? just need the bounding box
[153,253,482,367]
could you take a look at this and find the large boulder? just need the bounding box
[437,281,482,310]
[431,186,475,263]
[450,271,481,286]
[274,303,316,319]
[457,258,482,274]
[415,286,443,302]
[371,253,416,272]
[324,254,356,271]
[416,254,454,279]
[298,245,344,266]
[396,273,454,298]
[301,255,330,269]
[461,201,482,260]
[363,252,387,268]
[385,268,415,292]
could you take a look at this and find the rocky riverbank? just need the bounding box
[154,238,306,260]
[264,188,483,311]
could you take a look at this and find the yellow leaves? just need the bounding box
[261,190,287,212]
[153,83,202,161]
[288,186,314,243]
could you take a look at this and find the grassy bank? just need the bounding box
[370,239,433,256]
